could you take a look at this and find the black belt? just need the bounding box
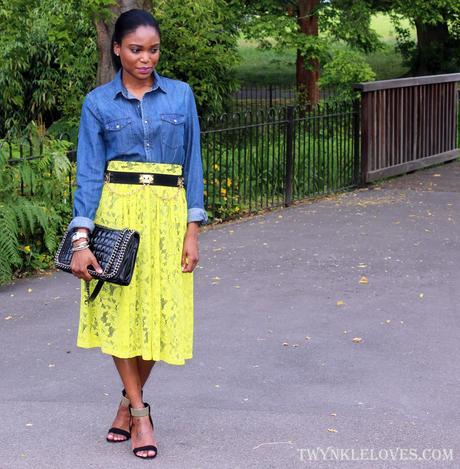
[105,171,184,188]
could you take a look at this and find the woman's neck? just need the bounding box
[121,69,154,95]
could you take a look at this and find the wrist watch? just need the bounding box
[71,231,89,243]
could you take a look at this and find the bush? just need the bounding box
[153,0,241,116]
[0,0,97,137]
[319,49,376,101]
[0,126,73,284]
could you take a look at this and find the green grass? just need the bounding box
[235,38,296,85]
[370,13,415,43]
[235,13,416,86]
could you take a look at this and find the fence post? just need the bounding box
[284,105,295,207]
[353,86,369,187]
[352,97,361,186]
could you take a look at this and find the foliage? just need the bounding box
[0,126,72,284]
[321,0,383,53]
[0,0,98,137]
[153,0,241,116]
[369,0,460,74]
[242,2,330,70]
[241,0,385,67]
[319,49,376,101]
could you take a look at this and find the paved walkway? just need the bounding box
[1,160,459,468]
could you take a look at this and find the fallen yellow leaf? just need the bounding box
[359,276,368,284]
[336,300,345,306]
[352,337,363,343]
[327,428,338,433]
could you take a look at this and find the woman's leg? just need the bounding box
[107,357,156,441]
[137,356,156,385]
[112,356,157,458]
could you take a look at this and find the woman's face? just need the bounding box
[114,25,160,82]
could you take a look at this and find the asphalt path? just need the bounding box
[1,160,459,469]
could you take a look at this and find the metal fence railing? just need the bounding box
[201,100,360,220]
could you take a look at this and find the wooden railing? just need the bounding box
[354,74,460,183]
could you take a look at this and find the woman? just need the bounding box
[69,9,207,460]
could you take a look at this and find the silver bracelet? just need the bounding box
[72,242,90,252]
[71,231,89,243]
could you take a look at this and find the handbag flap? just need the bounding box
[87,225,127,274]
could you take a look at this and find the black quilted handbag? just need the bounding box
[54,224,140,303]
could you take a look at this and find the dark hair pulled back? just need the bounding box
[111,9,161,71]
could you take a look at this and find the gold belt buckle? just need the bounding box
[177,176,184,188]
[104,172,111,183]
[139,173,155,185]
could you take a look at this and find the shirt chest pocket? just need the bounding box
[103,117,134,154]
[160,113,185,150]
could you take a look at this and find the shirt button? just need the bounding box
[146,143,150,147]
[144,120,148,124]
[116,124,120,129]
[173,119,177,123]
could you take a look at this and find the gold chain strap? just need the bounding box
[103,175,185,201]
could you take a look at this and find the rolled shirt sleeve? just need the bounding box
[183,84,208,225]
[67,95,106,233]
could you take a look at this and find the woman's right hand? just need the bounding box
[70,242,103,281]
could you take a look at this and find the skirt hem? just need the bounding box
[77,341,193,366]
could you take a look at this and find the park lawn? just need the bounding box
[235,13,414,85]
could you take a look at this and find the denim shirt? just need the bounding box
[68,69,208,233]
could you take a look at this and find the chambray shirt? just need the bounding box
[68,69,208,233]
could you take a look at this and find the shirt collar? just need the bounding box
[112,68,167,99]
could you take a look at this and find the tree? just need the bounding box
[389,0,460,75]
[242,0,381,105]
[295,1,320,105]
[361,0,460,74]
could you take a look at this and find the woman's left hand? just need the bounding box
[181,222,200,273]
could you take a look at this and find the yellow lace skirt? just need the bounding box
[77,161,193,365]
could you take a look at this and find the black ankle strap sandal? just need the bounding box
[129,402,158,459]
[106,389,131,443]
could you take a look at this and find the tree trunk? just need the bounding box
[296,0,320,107]
[95,0,153,86]
[413,17,451,75]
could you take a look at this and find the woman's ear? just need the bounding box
[113,42,121,57]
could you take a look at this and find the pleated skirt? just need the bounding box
[76,160,193,365]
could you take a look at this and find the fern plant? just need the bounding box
[0,126,72,284]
